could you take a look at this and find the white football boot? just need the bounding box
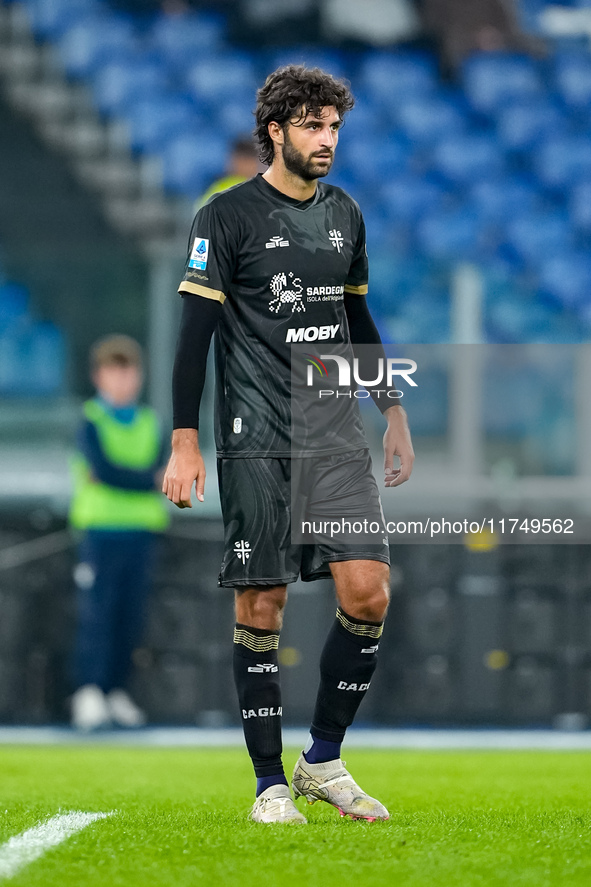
[292,753,389,821]
[106,689,147,727]
[71,684,111,731]
[249,785,307,824]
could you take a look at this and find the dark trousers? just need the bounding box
[74,529,158,693]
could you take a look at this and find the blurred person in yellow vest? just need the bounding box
[69,335,169,730]
[196,135,265,210]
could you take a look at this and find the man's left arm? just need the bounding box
[344,294,414,487]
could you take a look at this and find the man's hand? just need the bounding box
[383,405,414,488]
[162,428,206,508]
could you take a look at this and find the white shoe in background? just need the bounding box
[107,689,147,727]
[71,684,111,731]
[249,785,307,824]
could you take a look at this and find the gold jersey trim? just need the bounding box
[178,281,226,303]
[233,627,280,652]
[344,283,369,296]
[336,608,383,639]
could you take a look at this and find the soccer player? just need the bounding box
[162,66,414,824]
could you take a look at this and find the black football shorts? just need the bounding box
[217,448,390,587]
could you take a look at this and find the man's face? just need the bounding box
[281,106,341,181]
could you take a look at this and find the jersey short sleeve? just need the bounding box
[344,212,369,297]
[177,196,239,303]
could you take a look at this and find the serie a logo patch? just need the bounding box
[188,238,209,270]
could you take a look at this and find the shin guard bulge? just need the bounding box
[233,623,284,779]
[311,607,383,743]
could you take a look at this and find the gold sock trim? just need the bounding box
[233,627,280,652]
[336,608,383,639]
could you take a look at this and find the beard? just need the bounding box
[281,130,334,181]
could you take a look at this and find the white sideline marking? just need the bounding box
[0,811,113,880]
[2,727,591,750]
[0,530,72,571]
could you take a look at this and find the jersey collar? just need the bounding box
[255,173,320,210]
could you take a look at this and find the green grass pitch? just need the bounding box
[1,746,590,886]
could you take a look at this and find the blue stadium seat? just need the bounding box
[416,205,487,262]
[0,321,65,396]
[387,290,451,343]
[533,133,591,189]
[369,254,431,313]
[126,95,198,154]
[91,57,169,116]
[324,169,364,205]
[337,136,412,187]
[262,48,348,80]
[488,295,589,345]
[569,179,591,231]
[0,328,21,395]
[57,15,137,78]
[215,100,257,138]
[496,98,565,152]
[516,0,548,35]
[183,9,227,48]
[362,205,402,253]
[21,0,100,40]
[150,9,224,56]
[485,290,563,343]
[469,175,539,223]
[430,132,505,185]
[184,54,258,106]
[538,251,591,310]
[149,10,226,76]
[462,53,542,115]
[393,93,467,145]
[368,258,402,311]
[22,322,66,396]
[336,92,382,140]
[160,131,229,196]
[0,282,29,331]
[553,51,591,109]
[381,175,447,223]
[359,51,438,105]
[504,210,573,266]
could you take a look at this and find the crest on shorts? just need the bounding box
[268,272,305,313]
[234,539,251,563]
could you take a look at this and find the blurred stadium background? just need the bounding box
[1,0,591,731]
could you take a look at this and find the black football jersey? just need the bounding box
[178,173,369,458]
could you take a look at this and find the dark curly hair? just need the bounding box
[254,65,355,166]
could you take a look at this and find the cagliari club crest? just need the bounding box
[268,272,305,313]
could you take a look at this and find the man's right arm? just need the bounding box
[162,295,222,508]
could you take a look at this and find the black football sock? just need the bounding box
[233,623,286,789]
[308,607,383,749]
